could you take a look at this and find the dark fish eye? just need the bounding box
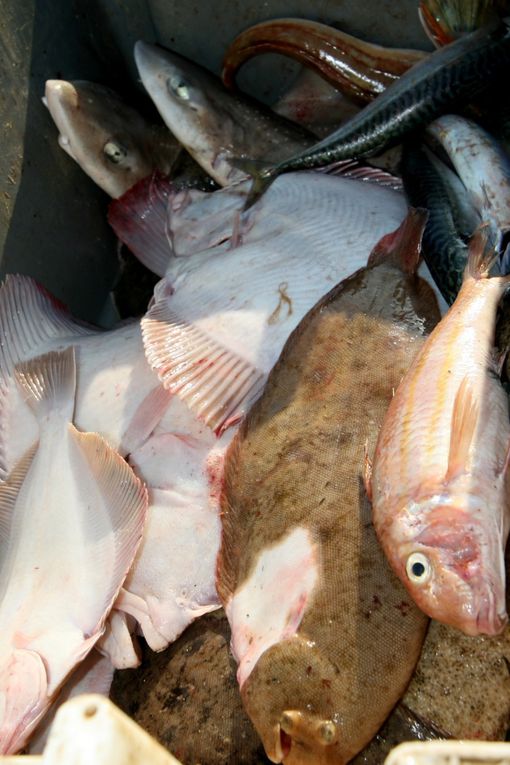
[103,140,128,164]
[168,75,191,100]
[406,552,431,584]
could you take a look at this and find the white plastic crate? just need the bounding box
[385,741,510,765]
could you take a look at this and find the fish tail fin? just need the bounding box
[367,207,428,274]
[232,158,278,210]
[465,223,501,281]
[14,347,76,423]
[419,0,497,47]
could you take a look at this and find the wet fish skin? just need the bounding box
[370,228,510,636]
[401,140,480,304]
[351,705,447,765]
[426,114,510,251]
[222,18,426,105]
[134,41,313,187]
[244,18,510,207]
[218,211,438,764]
[44,80,181,198]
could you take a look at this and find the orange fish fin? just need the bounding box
[367,208,428,274]
[445,377,479,483]
[465,224,499,281]
[363,440,373,502]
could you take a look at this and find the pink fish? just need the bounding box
[369,227,510,636]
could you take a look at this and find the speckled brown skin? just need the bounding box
[351,704,446,765]
[403,619,510,740]
[218,241,440,765]
[108,612,443,765]
[111,611,270,765]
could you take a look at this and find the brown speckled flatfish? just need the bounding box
[402,559,510,741]
[217,209,440,765]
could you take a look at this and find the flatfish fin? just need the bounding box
[96,610,141,670]
[67,427,148,623]
[28,651,114,755]
[142,287,265,434]
[0,276,96,482]
[0,276,93,378]
[0,448,36,556]
[0,648,48,754]
[15,346,76,422]
[321,159,403,190]
[108,173,174,277]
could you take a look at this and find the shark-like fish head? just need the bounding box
[44,80,178,197]
[134,41,241,185]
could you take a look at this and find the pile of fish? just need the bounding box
[3,0,510,761]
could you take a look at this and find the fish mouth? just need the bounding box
[474,591,508,636]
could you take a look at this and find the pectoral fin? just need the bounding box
[445,377,478,483]
[142,283,265,434]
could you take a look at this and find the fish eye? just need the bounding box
[103,140,127,164]
[406,552,431,584]
[280,711,297,734]
[168,75,191,100]
[317,720,337,745]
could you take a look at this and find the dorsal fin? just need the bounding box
[465,224,499,281]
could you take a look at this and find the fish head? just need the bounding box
[0,648,48,753]
[390,496,507,636]
[134,42,240,185]
[44,80,177,197]
[241,638,349,765]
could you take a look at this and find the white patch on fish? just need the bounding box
[226,526,319,688]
